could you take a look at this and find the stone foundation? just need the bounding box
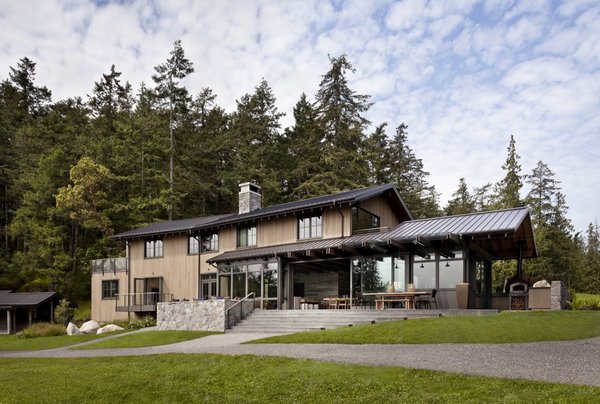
[157,300,227,331]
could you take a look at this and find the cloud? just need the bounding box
[0,0,598,232]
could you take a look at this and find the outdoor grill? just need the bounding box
[509,282,528,310]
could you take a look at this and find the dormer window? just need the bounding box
[298,215,322,240]
[145,239,163,258]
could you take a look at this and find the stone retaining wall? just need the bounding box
[157,300,227,331]
[551,281,570,310]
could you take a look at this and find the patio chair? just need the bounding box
[416,289,437,309]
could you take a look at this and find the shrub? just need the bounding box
[110,315,156,329]
[17,323,66,339]
[54,299,74,325]
[573,294,600,310]
[73,301,91,322]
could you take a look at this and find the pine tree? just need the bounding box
[387,123,440,218]
[313,54,372,193]
[286,93,325,199]
[365,123,391,185]
[445,178,476,216]
[577,223,600,293]
[494,135,522,209]
[152,40,194,220]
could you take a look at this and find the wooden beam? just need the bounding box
[414,236,433,248]
[365,242,387,253]
[468,241,496,262]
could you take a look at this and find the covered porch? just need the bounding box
[207,207,537,311]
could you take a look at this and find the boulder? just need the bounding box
[97,324,125,334]
[79,320,101,334]
[533,280,550,288]
[66,322,81,336]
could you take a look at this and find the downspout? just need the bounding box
[126,240,131,321]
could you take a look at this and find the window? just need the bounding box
[102,280,119,299]
[352,207,380,233]
[237,225,257,247]
[145,239,163,258]
[188,236,200,255]
[298,215,322,240]
[202,233,219,252]
[413,251,464,289]
[439,252,464,288]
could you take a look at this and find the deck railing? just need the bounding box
[91,257,127,274]
[225,292,255,329]
[115,292,173,312]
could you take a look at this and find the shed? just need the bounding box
[0,291,58,334]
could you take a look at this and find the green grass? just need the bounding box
[0,332,126,351]
[74,330,219,349]
[250,311,600,344]
[0,354,597,403]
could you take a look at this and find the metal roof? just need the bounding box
[388,207,531,241]
[208,207,536,263]
[112,183,411,240]
[0,292,57,308]
[112,214,230,240]
[204,183,411,228]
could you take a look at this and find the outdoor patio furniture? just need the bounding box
[416,289,437,309]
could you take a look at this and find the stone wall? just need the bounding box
[157,300,227,331]
[551,281,570,310]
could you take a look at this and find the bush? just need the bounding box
[17,323,66,339]
[110,315,156,329]
[573,294,600,310]
[73,301,91,322]
[54,299,74,325]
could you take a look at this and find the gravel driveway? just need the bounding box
[1,332,599,387]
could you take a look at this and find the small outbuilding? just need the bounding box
[0,291,58,334]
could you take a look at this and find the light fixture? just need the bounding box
[420,263,424,268]
[445,262,450,267]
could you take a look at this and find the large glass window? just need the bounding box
[217,262,278,309]
[298,215,322,240]
[352,207,380,233]
[101,280,119,299]
[188,236,199,255]
[202,233,219,252]
[413,255,436,289]
[237,225,257,247]
[144,239,163,258]
[439,252,464,288]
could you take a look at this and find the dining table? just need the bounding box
[363,291,431,310]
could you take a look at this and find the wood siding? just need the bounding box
[91,271,129,322]
[357,196,403,230]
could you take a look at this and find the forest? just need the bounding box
[0,40,598,303]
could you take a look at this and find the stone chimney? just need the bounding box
[239,182,261,214]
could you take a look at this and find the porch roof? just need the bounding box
[0,292,57,309]
[207,207,536,263]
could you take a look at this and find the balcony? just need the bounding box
[91,257,127,274]
[115,292,173,313]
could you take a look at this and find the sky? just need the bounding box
[1,0,599,235]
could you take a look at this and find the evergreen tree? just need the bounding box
[152,40,194,220]
[8,57,51,120]
[494,135,522,209]
[365,123,391,185]
[445,178,475,216]
[577,223,600,293]
[312,54,372,193]
[227,79,285,206]
[387,123,440,218]
[286,93,325,199]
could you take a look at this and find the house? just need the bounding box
[91,183,537,322]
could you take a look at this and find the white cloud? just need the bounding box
[0,0,598,232]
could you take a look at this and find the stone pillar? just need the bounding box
[551,281,569,310]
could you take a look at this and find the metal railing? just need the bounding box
[225,292,255,329]
[115,292,173,312]
[91,257,127,274]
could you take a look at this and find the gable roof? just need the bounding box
[0,292,57,309]
[112,184,411,240]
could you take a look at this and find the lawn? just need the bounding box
[250,311,600,344]
[74,330,219,349]
[0,332,127,351]
[0,354,598,403]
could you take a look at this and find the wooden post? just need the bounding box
[7,309,12,334]
[28,308,33,326]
